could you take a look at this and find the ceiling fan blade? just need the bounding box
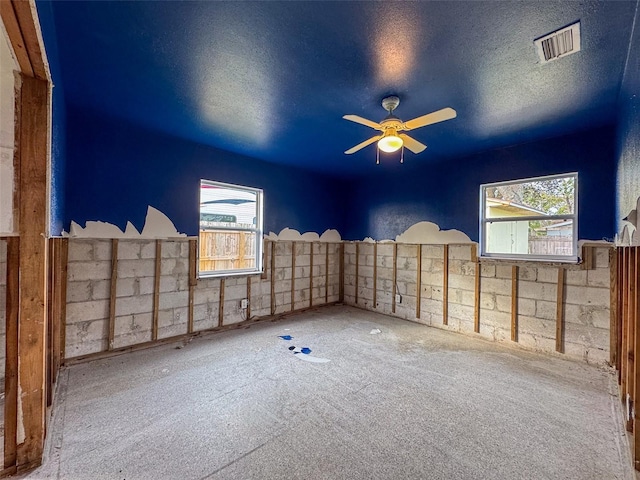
[344,135,382,154]
[403,107,457,130]
[399,134,427,154]
[343,115,383,130]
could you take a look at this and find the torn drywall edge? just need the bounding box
[265,228,342,242]
[395,221,472,244]
[64,206,186,239]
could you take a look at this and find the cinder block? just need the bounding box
[587,268,610,288]
[116,294,153,316]
[159,290,189,310]
[448,245,473,260]
[535,300,557,321]
[117,241,142,260]
[449,273,475,291]
[68,261,112,282]
[495,294,511,313]
[564,285,609,307]
[480,264,495,278]
[564,304,610,329]
[68,241,94,262]
[480,292,495,310]
[480,309,511,329]
[565,269,587,286]
[593,247,611,269]
[66,281,92,303]
[66,299,109,323]
[140,241,157,259]
[518,266,537,281]
[564,323,609,351]
[161,241,184,258]
[517,297,536,316]
[536,267,557,284]
[518,315,555,338]
[91,280,112,301]
[518,280,557,302]
[422,245,444,259]
[117,259,155,278]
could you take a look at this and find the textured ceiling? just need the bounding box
[38,1,636,175]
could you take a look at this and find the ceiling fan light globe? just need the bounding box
[378,135,403,153]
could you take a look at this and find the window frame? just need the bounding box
[198,179,264,278]
[479,172,578,263]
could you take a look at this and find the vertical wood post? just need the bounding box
[246,276,252,319]
[622,248,629,400]
[59,239,68,364]
[291,242,296,311]
[219,278,225,327]
[339,243,345,302]
[355,242,359,305]
[416,244,422,319]
[373,243,378,309]
[556,267,565,353]
[474,261,481,333]
[610,248,618,366]
[392,243,398,313]
[309,243,314,308]
[4,237,19,469]
[627,248,637,432]
[16,76,49,469]
[511,265,518,342]
[188,239,197,333]
[108,239,118,349]
[443,244,449,325]
[270,241,276,315]
[152,240,161,341]
[324,243,329,304]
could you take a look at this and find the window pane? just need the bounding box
[200,184,257,230]
[486,219,574,256]
[485,176,575,218]
[199,230,256,272]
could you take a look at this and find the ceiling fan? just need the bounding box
[343,96,456,160]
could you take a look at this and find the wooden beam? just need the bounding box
[59,239,68,364]
[634,247,640,467]
[373,243,378,309]
[0,1,33,76]
[309,243,314,308]
[392,243,398,313]
[188,239,197,334]
[443,244,449,325]
[339,243,344,302]
[11,1,48,80]
[4,237,19,469]
[474,260,481,333]
[16,75,49,469]
[270,241,276,315]
[261,238,268,279]
[627,248,637,432]
[355,242,359,305]
[581,244,594,270]
[324,243,329,304]
[511,265,518,342]
[291,242,296,311]
[622,248,629,399]
[556,267,565,353]
[610,248,618,366]
[218,278,225,327]
[246,276,252,319]
[108,239,118,350]
[152,240,161,341]
[46,239,54,408]
[416,244,422,319]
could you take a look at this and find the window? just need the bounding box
[480,173,578,262]
[199,180,263,277]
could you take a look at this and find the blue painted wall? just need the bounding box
[63,106,348,237]
[616,1,640,235]
[343,126,617,242]
[37,0,66,235]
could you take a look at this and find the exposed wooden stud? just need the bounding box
[581,244,594,270]
[443,244,449,325]
[610,248,618,366]
[511,265,518,342]
[0,1,33,77]
[634,247,640,464]
[392,243,398,313]
[12,74,21,232]
[470,243,478,263]
[10,1,48,80]
[219,278,225,327]
[627,248,636,432]
[4,237,19,469]
[246,276,252,319]
[108,239,119,350]
[555,267,565,353]
[416,244,422,319]
[373,243,378,309]
[474,261,481,333]
[188,239,197,333]
[309,243,314,308]
[16,76,49,469]
[152,240,162,341]
[621,249,628,399]
[291,241,296,311]
[261,238,268,279]
[339,243,345,302]
[270,241,276,315]
[46,239,55,409]
[355,242,360,305]
[325,243,329,304]
[59,239,69,364]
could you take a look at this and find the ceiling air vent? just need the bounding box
[535,21,581,64]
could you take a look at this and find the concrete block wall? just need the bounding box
[344,242,614,365]
[64,238,342,359]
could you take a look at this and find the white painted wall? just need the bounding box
[0,26,17,234]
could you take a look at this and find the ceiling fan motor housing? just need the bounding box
[381,95,400,113]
